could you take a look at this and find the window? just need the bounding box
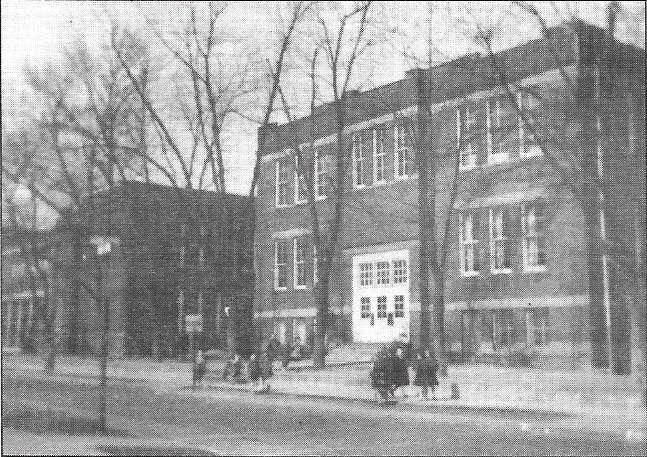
[457,107,477,170]
[392,259,408,284]
[275,158,290,206]
[294,154,308,203]
[394,295,404,318]
[526,307,549,346]
[493,309,514,349]
[360,297,371,319]
[487,99,509,164]
[359,262,374,287]
[490,208,512,273]
[395,122,415,178]
[294,237,307,288]
[314,148,328,198]
[518,92,542,158]
[377,296,387,318]
[373,127,387,183]
[522,201,547,272]
[376,261,390,285]
[459,212,480,276]
[274,240,288,290]
[352,131,370,187]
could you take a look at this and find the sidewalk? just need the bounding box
[4,352,645,438]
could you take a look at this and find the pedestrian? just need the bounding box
[414,350,433,400]
[392,347,410,399]
[223,352,243,383]
[247,352,262,390]
[256,349,273,393]
[193,349,206,388]
[425,348,440,400]
[281,340,292,370]
[370,345,391,404]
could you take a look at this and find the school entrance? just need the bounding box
[352,249,410,343]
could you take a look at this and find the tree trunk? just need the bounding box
[312,274,329,369]
[432,278,448,376]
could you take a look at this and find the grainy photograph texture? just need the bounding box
[1,1,645,455]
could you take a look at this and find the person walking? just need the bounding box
[247,352,262,391]
[193,349,206,388]
[414,350,433,400]
[256,349,273,393]
[393,347,410,399]
[370,345,391,404]
[426,348,440,400]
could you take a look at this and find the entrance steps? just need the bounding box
[325,342,383,365]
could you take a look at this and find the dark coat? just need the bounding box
[260,353,273,379]
[392,356,410,388]
[370,357,389,389]
[248,358,261,381]
[414,357,439,387]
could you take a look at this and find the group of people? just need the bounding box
[370,345,440,404]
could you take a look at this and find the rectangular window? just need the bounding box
[457,107,477,170]
[294,237,306,288]
[373,127,387,183]
[394,295,404,318]
[493,309,514,349]
[294,154,308,203]
[392,259,408,284]
[459,212,480,276]
[359,262,374,287]
[352,132,371,187]
[274,240,288,290]
[518,92,542,158]
[526,307,549,346]
[522,201,547,272]
[490,208,512,273]
[275,158,290,206]
[487,99,509,164]
[360,297,371,319]
[395,122,415,178]
[376,261,390,285]
[377,296,387,318]
[314,148,328,198]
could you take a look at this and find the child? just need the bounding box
[193,349,206,388]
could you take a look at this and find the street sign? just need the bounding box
[185,314,203,333]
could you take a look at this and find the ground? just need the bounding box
[2,370,645,456]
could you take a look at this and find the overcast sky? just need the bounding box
[2,1,644,200]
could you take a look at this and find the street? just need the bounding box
[2,371,643,456]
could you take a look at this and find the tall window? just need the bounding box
[360,297,371,319]
[395,122,415,178]
[522,201,547,272]
[274,240,288,290]
[487,99,509,164]
[377,296,387,318]
[373,127,387,183]
[314,148,328,198]
[526,307,549,346]
[490,208,512,273]
[457,106,477,170]
[294,237,307,288]
[394,295,405,318]
[392,259,408,284]
[376,261,390,285]
[493,309,514,349]
[518,91,542,158]
[459,212,480,275]
[275,158,290,206]
[352,132,368,187]
[359,262,374,287]
[294,154,308,203]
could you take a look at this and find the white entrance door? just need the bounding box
[352,250,410,343]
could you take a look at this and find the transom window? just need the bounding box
[275,158,290,206]
[274,240,288,289]
[394,295,405,318]
[359,262,374,287]
[377,296,387,318]
[360,297,371,318]
[395,122,415,178]
[490,208,512,273]
[392,259,408,284]
[459,212,480,275]
[376,261,390,285]
[522,201,547,271]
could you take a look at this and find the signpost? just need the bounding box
[185,314,203,389]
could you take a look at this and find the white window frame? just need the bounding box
[459,212,480,277]
[274,240,288,291]
[518,92,543,158]
[293,237,307,289]
[376,260,390,285]
[487,99,509,164]
[294,154,308,204]
[526,307,549,346]
[521,202,548,273]
[352,132,366,188]
[457,108,477,171]
[360,297,371,319]
[275,158,290,207]
[376,296,387,319]
[392,259,408,284]
[394,295,405,318]
[373,127,387,184]
[394,122,415,179]
[489,208,512,274]
[314,148,328,200]
[359,262,374,287]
